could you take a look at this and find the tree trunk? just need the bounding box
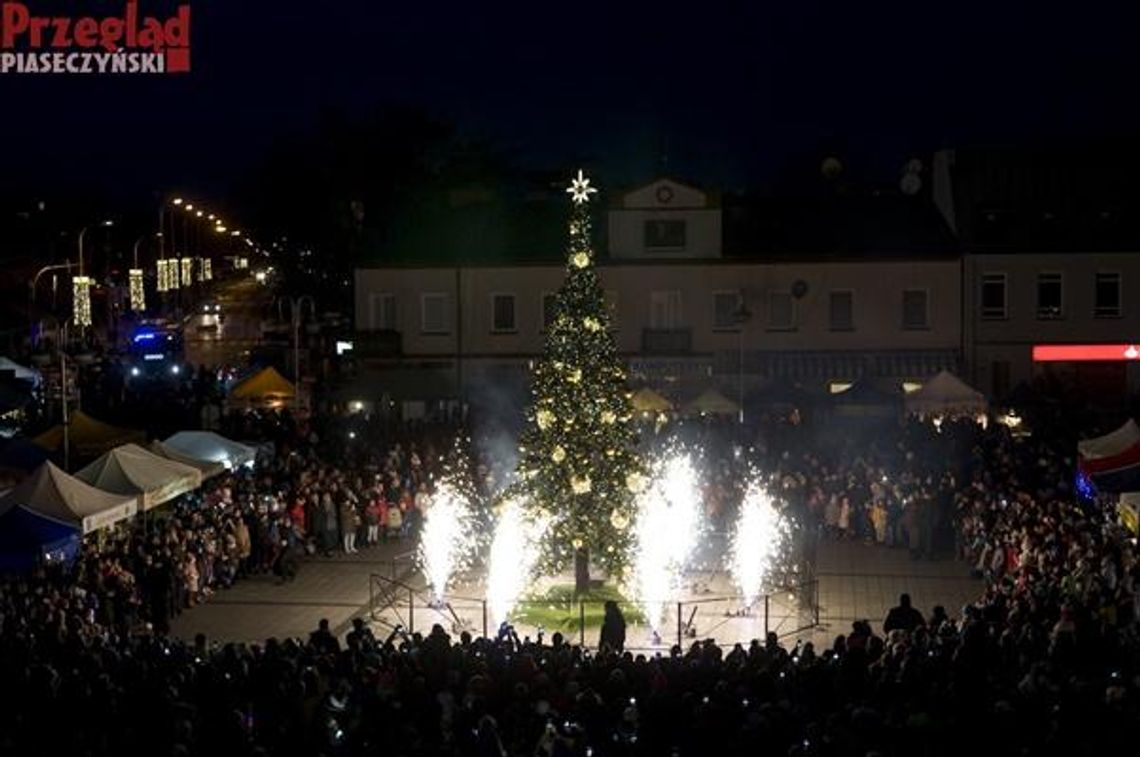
[574,548,590,595]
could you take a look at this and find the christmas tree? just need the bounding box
[516,170,643,593]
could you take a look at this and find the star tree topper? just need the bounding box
[567,169,597,205]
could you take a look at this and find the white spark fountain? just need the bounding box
[416,481,477,603]
[631,452,703,631]
[485,497,549,627]
[728,480,790,609]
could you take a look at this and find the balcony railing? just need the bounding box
[642,328,692,354]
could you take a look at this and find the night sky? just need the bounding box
[2,0,1139,201]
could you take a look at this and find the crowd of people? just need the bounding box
[1,405,1139,756]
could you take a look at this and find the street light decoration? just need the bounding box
[203,258,213,281]
[128,268,146,311]
[72,275,92,327]
[180,257,193,287]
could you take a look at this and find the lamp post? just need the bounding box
[732,295,752,426]
[29,261,76,348]
[279,295,315,410]
[74,220,113,331]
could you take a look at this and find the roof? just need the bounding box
[0,462,138,534]
[359,182,958,267]
[74,444,203,510]
[162,431,256,470]
[32,411,146,458]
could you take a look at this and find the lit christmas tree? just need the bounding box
[516,170,643,593]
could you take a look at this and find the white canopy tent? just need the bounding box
[75,444,203,511]
[149,440,226,480]
[1078,419,1140,461]
[905,371,987,417]
[161,431,257,471]
[683,389,740,416]
[0,462,137,534]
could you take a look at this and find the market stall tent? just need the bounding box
[75,444,203,511]
[32,411,147,458]
[228,366,296,401]
[0,504,80,573]
[683,389,739,416]
[630,387,673,413]
[161,431,256,470]
[149,440,226,479]
[904,371,987,417]
[0,462,138,534]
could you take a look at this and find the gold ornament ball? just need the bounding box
[570,475,592,495]
[572,538,584,550]
[551,445,567,463]
[601,410,616,425]
[572,251,590,269]
[610,509,629,530]
[626,472,646,494]
[536,408,555,431]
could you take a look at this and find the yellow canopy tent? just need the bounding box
[630,387,673,413]
[33,411,146,459]
[229,366,296,401]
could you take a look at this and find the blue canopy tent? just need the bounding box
[0,437,51,473]
[0,502,80,573]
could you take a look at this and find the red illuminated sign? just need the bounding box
[1032,344,1140,362]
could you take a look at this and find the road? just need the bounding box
[183,276,273,368]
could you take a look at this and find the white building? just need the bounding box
[353,178,962,415]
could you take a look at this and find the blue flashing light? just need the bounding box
[132,331,158,343]
[1075,469,1097,501]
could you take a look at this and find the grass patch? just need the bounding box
[509,584,645,631]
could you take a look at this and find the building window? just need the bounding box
[644,219,686,249]
[421,293,449,334]
[713,291,743,331]
[649,290,682,329]
[828,291,854,331]
[368,293,397,330]
[767,291,795,331]
[1095,272,1122,318]
[491,293,516,333]
[541,292,559,330]
[981,273,1007,320]
[902,290,929,330]
[1036,273,1064,319]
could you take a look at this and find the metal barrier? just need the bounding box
[368,573,820,648]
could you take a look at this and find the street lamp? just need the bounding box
[279,295,316,410]
[74,220,112,328]
[732,295,753,425]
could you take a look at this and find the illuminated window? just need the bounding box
[902,381,923,394]
[829,381,853,394]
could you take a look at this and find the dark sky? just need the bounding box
[2,0,1139,202]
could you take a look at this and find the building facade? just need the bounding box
[963,251,1140,401]
[353,179,962,414]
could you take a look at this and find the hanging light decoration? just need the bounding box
[157,259,170,292]
[203,258,213,281]
[180,257,193,287]
[72,275,92,327]
[128,268,146,311]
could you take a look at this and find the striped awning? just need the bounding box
[716,350,960,380]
